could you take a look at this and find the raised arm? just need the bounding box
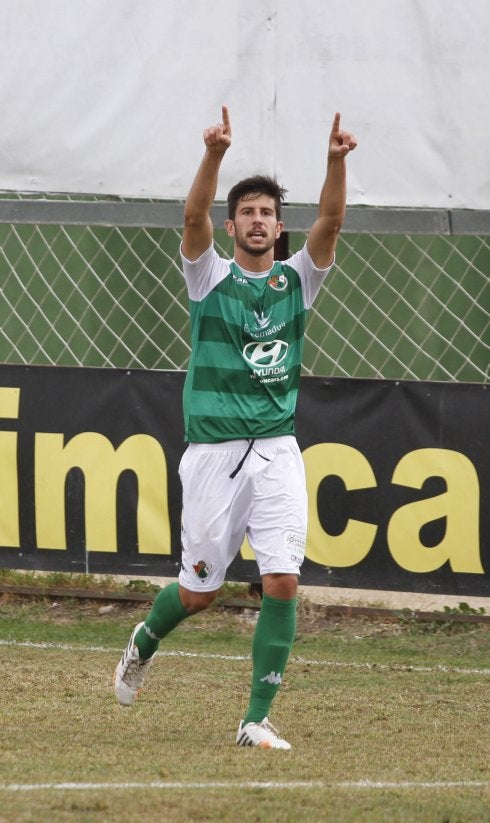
[306,112,357,269]
[181,105,232,261]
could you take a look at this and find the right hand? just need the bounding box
[203,105,232,154]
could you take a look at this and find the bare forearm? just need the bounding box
[306,157,346,267]
[184,149,225,225]
[317,155,347,235]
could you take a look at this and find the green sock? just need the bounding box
[134,582,189,660]
[243,593,297,725]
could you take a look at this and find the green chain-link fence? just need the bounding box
[1,196,488,382]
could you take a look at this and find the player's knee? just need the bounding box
[261,573,298,600]
[179,585,219,614]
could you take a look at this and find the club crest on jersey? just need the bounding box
[267,272,288,291]
[193,560,212,581]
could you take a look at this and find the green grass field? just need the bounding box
[1,586,489,822]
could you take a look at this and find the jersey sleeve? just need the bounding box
[286,243,334,309]
[180,244,231,302]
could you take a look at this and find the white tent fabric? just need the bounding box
[1,0,489,207]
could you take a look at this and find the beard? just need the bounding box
[234,230,276,257]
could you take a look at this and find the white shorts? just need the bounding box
[178,436,307,592]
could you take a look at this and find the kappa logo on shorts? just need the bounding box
[193,560,212,581]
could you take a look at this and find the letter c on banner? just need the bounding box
[303,443,378,567]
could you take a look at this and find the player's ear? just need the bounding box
[275,221,284,238]
[225,219,235,238]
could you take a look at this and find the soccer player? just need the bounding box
[114,106,357,749]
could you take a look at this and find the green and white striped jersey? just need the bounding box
[180,243,332,442]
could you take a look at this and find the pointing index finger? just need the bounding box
[222,105,231,135]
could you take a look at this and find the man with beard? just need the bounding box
[115,105,357,749]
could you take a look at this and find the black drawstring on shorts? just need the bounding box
[229,438,271,479]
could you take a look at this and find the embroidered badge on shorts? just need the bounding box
[193,560,212,581]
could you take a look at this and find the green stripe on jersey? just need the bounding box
[191,366,298,396]
[187,413,295,442]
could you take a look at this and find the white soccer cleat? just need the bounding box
[236,717,291,750]
[113,622,154,706]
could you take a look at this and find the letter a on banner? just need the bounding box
[388,448,482,574]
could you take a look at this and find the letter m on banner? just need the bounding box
[35,432,170,554]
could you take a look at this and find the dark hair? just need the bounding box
[227,175,287,220]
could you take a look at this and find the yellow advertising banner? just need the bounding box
[0,366,488,597]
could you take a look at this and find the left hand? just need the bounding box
[328,112,357,159]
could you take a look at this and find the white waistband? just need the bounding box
[187,435,296,452]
